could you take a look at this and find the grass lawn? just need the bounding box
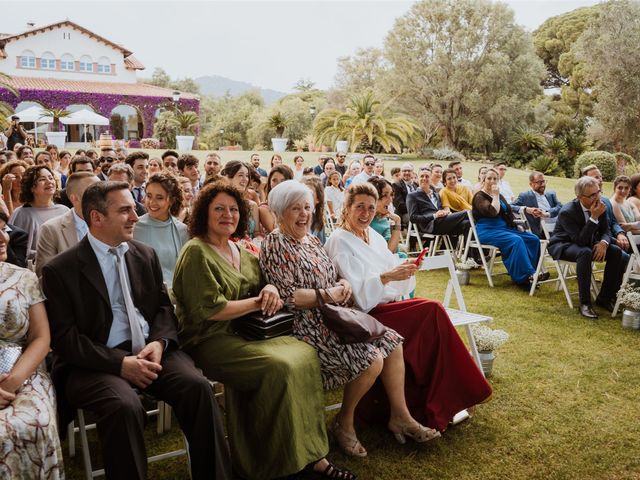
[61,150,631,479]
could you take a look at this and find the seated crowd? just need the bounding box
[0,146,629,480]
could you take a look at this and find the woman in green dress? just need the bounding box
[172,180,355,480]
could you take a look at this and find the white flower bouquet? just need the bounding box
[470,324,509,353]
[616,282,640,311]
[455,258,479,271]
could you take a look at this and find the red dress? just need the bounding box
[355,298,492,431]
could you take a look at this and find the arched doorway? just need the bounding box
[110,105,143,141]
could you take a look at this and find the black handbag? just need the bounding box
[232,310,294,341]
[315,289,387,344]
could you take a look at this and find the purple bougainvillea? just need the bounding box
[0,87,199,138]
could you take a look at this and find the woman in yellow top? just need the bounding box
[439,168,473,211]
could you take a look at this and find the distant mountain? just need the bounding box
[194,75,287,104]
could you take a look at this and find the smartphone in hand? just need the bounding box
[414,247,429,266]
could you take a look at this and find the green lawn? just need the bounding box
[62,151,633,479]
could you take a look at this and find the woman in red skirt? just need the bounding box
[325,182,492,432]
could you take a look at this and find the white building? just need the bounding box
[0,20,198,141]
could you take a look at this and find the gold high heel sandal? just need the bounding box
[331,419,367,457]
[388,421,441,445]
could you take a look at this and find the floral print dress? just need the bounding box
[260,231,403,390]
[0,263,64,479]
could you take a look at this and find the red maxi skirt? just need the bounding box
[356,298,492,432]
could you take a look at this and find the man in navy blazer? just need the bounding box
[548,176,627,319]
[511,171,563,237]
[407,168,470,236]
[582,164,630,252]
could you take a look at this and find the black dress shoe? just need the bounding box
[579,304,598,319]
[538,272,551,282]
[595,297,615,312]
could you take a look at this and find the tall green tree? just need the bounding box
[144,67,200,94]
[329,47,386,108]
[199,90,265,149]
[383,0,545,150]
[576,0,640,153]
[313,91,420,153]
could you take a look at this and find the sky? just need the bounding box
[1,0,602,93]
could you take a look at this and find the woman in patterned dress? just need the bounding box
[260,180,440,459]
[0,213,64,479]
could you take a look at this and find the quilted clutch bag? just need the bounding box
[0,345,22,374]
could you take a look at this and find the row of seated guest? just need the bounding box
[172,181,355,479]
[3,157,490,478]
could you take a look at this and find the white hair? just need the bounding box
[268,180,314,219]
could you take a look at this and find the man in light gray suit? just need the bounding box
[36,172,99,277]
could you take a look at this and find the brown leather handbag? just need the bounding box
[315,289,387,344]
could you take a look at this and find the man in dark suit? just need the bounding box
[582,164,630,251]
[392,162,418,226]
[549,176,627,319]
[511,171,563,237]
[42,182,231,479]
[407,168,470,237]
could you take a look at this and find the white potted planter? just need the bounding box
[176,135,195,151]
[335,140,349,153]
[271,138,288,152]
[46,131,67,148]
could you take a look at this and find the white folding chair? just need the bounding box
[69,393,191,479]
[420,251,493,373]
[461,210,501,287]
[532,221,599,308]
[324,209,336,237]
[612,232,640,317]
[403,221,458,259]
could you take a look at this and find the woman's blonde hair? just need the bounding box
[338,183,378,228]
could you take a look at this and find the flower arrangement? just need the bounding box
[140,138,160,149]
[616,282,640,311]
[470,324,509,353]
[455,258,479,271]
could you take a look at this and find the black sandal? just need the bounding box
[308,459,357,480]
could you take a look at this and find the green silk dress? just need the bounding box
[173,238,328,480]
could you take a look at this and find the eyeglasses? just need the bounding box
[101,157,115,163]
[580,190,601,200]
[364,161,375,166]
[532,180,546,185]
[337,155,346,159]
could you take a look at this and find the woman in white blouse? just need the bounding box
[325,183,492,433]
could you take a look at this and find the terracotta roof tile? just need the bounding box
[4,76,199,99]
[124,55,145,70]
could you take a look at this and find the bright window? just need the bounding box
[97,56,111,74]
[61,54,74,71]
[20,50,35,68]
[79,55,93,72]
[41,52,55,70]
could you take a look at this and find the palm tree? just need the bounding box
[169,111,200,135]
[41,107,71,131]
[313,91,420,153]
[266,111,289,138]
[507,127,546,154]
